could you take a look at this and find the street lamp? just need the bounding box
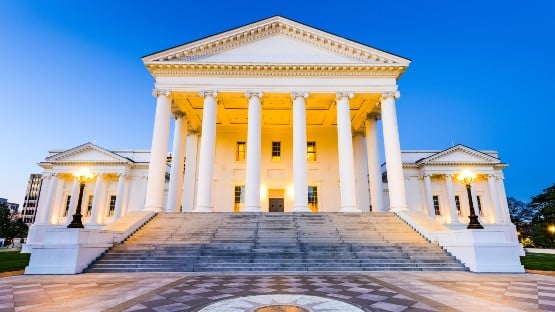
[457,170,484,229]
[67,168,94,228]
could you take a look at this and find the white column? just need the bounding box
[381,92,407,211]
[365,117,385,212]
[244,91,263,212]
[87,173,104,226]
[144,90,172,212]
[182,131,199,212]
[423,174,435,217]
[195,91,218,212]
[113,172,127,219]
[336,92,359,212]
[64,179,80,223]
[291,92,309,212]
[445,174,460,224]
[37,174,58,224]
[354,133,370,212]
[167,113,187,212]
[488,174,504,224]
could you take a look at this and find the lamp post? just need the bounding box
[67,168,94,228]
[457,170,484,229]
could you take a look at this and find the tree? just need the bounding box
[0,203,12,240]
[530,183,555,248]
[507,197,536,223]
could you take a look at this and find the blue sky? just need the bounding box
[1,0,553,205]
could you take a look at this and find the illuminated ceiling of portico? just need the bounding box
[171,92,381,132]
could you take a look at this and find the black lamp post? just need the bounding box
[67,168,94,228]
[458,170,483,229]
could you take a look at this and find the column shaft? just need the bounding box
[445,174,460,223]
[336,93,359,212]
[292,92,309,212]
[113,173,127,219]
[354,134,370,212]
[424,175,435,217]
[381,92,408,211]
[488,174,504,223]
[38,174,58,224]
[167,114,187,212]
[65,179,80,223]
[195,91,218,212]
[244,92,262,212]
[87,173,104,225]
[144,90,172,212]
[365,118,385,212]
[182,132,199,212]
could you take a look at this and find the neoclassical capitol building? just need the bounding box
[24,16,523,274]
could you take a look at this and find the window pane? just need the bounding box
[308,186,318,212]
[307,141,316,162]
[433,195,441,216]
[236,142,246,161]
[272,141,281,161]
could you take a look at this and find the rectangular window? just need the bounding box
[308,186,318,212]
[307,141,316,162]
[433,195,441,216]
[454,195,462,215]
[272,141,281,161]
[108,195,116,217]
[236,142,246,161]
[64,195,71,217]
[87,195,94,216]
[234,185,245,212]
[476,195,482,215]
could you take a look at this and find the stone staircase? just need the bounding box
[86,212,467,272]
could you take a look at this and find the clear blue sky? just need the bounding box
[1,0,553,205]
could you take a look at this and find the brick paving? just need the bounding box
[1,272,554,311]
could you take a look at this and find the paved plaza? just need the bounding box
[1,271,555,311]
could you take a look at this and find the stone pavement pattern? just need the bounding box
[1,272,555,311]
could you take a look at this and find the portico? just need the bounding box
[142,16,410,213]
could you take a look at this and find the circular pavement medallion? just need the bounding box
[199,294,364,312]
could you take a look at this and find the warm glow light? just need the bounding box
[287,184,295,199]
[259,185,267,200]
[73,168,94,183]
[548,225,555,233]
[457,170,476,185]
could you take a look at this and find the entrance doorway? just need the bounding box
[268,189,285,212]
[269,198,284,212]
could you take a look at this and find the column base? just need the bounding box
[340,206,362,213]
[193,206,213,213]
[292,206,310,212]
[389,206,408,213]
[144,206,163,212]
[243,206,261,212]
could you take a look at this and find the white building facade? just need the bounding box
[23,16,523,273]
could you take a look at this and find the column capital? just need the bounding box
[200,90,218,98]
[445,173,454,178]
[366,112,381,121]
[291,91,309,100]
[380,91,400,102]
[245,91,263,99]
[152,89,171,97]
[172,111,185,119]
[336,92,354,100]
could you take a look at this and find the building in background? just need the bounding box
[0,197,20,220]
[21,174,43,225]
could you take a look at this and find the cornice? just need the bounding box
[45,142,134,164]
[145,63,406,78]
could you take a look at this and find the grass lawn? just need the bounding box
[521,253,555,271]
[0,251,30,273]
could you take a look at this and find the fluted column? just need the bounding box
[291,92,309,212]
[144,90,172,212]
[445,174,460,224]
[195,91,218,212]
[64,179,80,223]
[182,131,199,212]
[423,174,435,217]
[167,113,187,212]
[37,173,58,224]
[488,174,504,224]
[113,172,127,219]
[381,92,407,211]
[244,91,263,212]
[336,92,359,212]
[87,173,104,226]
[365,117,385,212]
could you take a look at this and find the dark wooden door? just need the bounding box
[269,198,284,212]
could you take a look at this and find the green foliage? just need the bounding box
[0,203,29,242]
[507,197,536,223]
[530,183,555,248]
[521,237,535,248]
[521,253,555,271]
[0,251,30,273]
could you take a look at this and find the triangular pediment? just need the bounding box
[417,145,500,165]
[45,142,132,164]
[143,16,410,67]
